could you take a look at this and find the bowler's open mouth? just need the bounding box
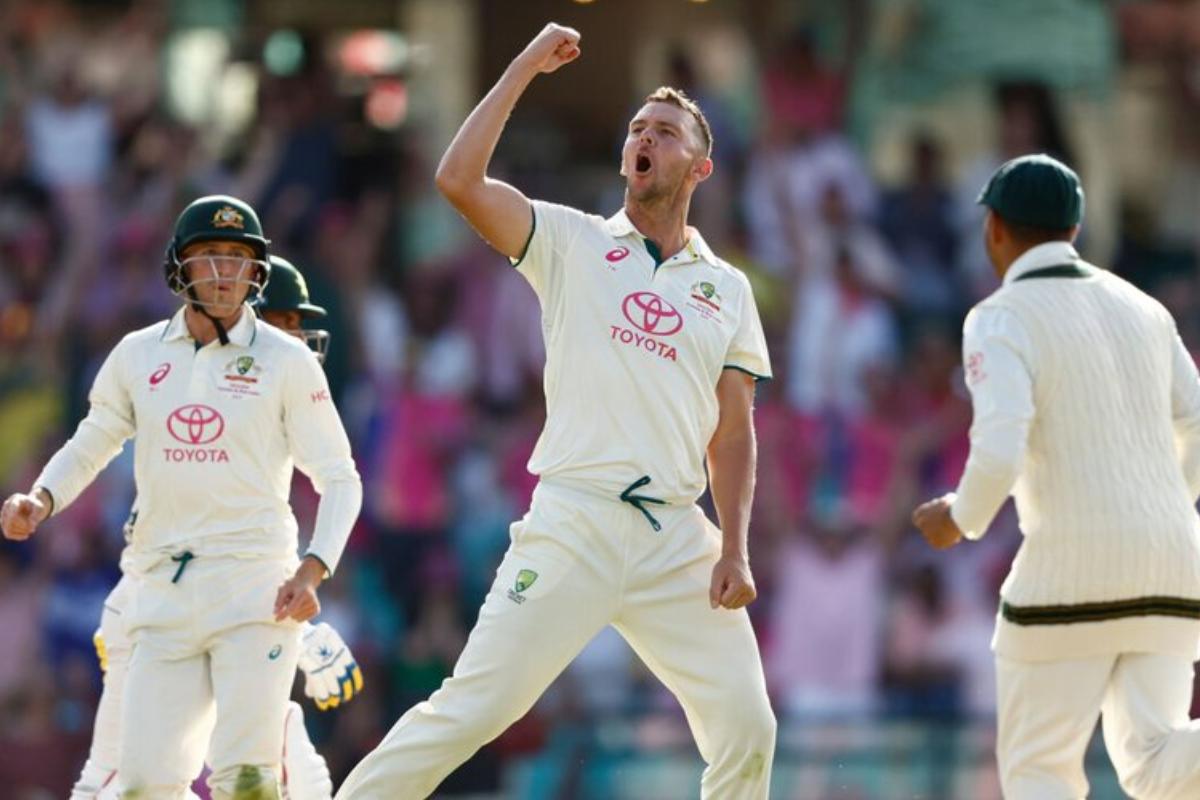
[635,154,652,174]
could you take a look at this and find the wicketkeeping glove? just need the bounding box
[296,621,364,710]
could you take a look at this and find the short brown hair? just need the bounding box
[643,86,713,158]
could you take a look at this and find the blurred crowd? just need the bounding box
[5,1,1200,797]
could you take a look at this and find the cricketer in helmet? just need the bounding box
[163,195,270,345]
[256,255,331,363]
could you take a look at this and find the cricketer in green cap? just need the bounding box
[977,153,1084,281]
[163,194,272,346]
[256,255,330,363]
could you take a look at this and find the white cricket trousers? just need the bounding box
[72,576,136,799]
[337,481,776,799]
[73,576,333,800]
[997,652,1200,799]
[118,554,302,799]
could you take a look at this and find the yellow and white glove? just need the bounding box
[93,628,108,673]
[296,621,363,710]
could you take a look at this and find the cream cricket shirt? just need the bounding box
[36,305,362,574]
[949,242,1200,660]
[515,202,772,505]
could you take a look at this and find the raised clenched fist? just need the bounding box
[0,492,48,541]
[517,23,581,75]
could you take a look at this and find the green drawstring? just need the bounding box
[620,475,666,532]
[171,551,195,583]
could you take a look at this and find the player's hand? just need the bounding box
[274,558,325,622]
[516,23,581,75]
[710,554,757,610]
[297,621,364,710]
[912,493,964,550]
[0,491,49,541]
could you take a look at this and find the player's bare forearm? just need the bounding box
[708,430,754,557]
[435,23,580,258]
[436,63,536,196]
[707,370,758,559]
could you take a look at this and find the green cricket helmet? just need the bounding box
[256,255,330,363]
[163,194,271,304]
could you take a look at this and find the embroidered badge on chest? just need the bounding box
[220,356,265,397]
[686,280,724,322]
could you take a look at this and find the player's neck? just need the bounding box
[624,197,691,261]
[184,304,244,346]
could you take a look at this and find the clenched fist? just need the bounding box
[1,490,50,541]
[275,556,326,622]
[710,553,757,610]
[912,493,964,550]
[515,23,581,75]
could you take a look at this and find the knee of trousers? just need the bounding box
[1113,744,1183,800]
[209,765,281,800]
[415,678,534,745]
[114,785,195,800]
[712,695,777,756]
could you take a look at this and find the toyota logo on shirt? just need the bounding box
[621,291,683,336]
[166,404,225,445]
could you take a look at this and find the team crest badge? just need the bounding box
[221,356,263,394]
[687,280,723,320]
[507,568,538,604]
[514,569,538,593]
[212,206,245,230]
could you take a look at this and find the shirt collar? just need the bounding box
[160,303,258,347]
[603,208,720,268]
[1003,241,1081,286]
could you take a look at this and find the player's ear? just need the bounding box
[693,156,713,184]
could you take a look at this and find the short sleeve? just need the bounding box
[511,200,587,303]
[723,275,773,381]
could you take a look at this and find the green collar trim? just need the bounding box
[1013,263,1091,282]
[643,238,664,268]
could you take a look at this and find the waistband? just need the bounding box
[539,475,678,533]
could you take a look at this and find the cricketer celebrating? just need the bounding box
[913,155,1200,799]
[338,23,775,799]
[0,196,362,799]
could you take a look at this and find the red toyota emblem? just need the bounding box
[606,246,630,262]
[621,291,683,336]
[166,404,225,445]
[149,363,171,385]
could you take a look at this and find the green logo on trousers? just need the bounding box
[514,569,538,593]
[507,569,538,604]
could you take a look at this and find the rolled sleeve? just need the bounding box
[283,351,362,575]
[36,342,135,513]
[949,306,1036,540]
[723,274,773,381]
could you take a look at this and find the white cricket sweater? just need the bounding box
[949,242,1200,661]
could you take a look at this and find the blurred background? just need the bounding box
[1,0,1198,797]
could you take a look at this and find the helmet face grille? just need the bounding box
[169,255,270,311]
